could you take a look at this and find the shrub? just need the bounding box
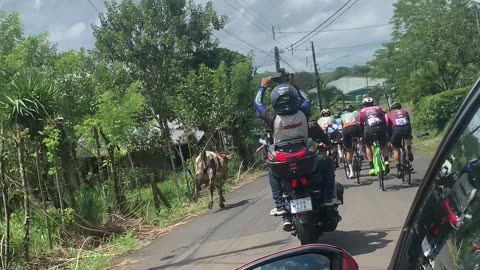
[75,187,110,225]
[413,87,470,134]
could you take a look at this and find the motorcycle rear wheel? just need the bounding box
[294,218,318,245]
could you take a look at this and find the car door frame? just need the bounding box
[389,80,480,269]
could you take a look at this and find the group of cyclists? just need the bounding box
[254,74,416,221]
[317,97,415,180]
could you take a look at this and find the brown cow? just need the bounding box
[195,150,230,209]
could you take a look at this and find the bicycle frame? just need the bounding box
[372,141,385,175]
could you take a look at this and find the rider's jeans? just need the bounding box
[268,155,337,209]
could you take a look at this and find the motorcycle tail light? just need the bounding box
[292,179,298,189]
[300,178,307,185]
[276,148,307,162]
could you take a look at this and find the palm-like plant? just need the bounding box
[0,70,57,263]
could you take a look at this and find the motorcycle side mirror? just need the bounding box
[235,244,358,270]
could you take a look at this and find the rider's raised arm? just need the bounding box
[295,86,311,120]
[254,86,267,114]
[254,86,277,127]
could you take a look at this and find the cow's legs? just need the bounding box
[217,184,225,208]
[208,182,215,209]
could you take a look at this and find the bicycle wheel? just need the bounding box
[375,142,385,191]
[400,146,406,183]
[352,141,361,184]
[404,137,412,185]
[354,155,361,184]
[373,144,382,189]
[342,146,349,179]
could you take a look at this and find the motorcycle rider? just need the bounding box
[340,105,362,179]
[386,102,415,178]
[358,97,390,176]
[253,75,341,228]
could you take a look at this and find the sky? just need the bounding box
[0,0,397,73]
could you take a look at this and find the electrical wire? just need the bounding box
[287,0,353,49]
[278,23,391,34]
[221,29,269,54]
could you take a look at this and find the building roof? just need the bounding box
[308,77,386,95]
[168,121,205,145]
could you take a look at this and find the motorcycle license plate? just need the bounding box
[290,197,313,214]
[421,236,433,257]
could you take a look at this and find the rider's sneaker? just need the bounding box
[384,161,390,174]
[322,198,342,206]
[396,170,403,179]
[270,207,287,216]
[408,152,414,161]
[283,220,293,232]
[369,168,376,176]
[348,171,354,179]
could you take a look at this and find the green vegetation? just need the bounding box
[413,88,470,135]
[0,2,267,269]
[369,0,477,135]
[370,0,479,102]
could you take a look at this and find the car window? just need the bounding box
[408,107,480,269]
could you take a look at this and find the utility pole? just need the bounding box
[311,41,322,111]
[274,46,280,72]
[272,26,276,40]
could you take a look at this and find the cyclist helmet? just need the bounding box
[271,84,299,115]
[343,105,353,112]
[391,102,402,110]
[320,108,331,117]
[362,97,374,107]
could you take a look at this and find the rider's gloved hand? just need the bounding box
[261,77,272,88]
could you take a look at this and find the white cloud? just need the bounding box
[66,22,87,38]
[1,0,398,71]
[34,0,42,9]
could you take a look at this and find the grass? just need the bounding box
[413,130,445,155]
[1,158,265,269]
[67,231,140,270]
[72,166,266,269]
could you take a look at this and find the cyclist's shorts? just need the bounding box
[328,129,342,142]
[342,125,361,149]
[364,125,387,147]
[391,124,413,148]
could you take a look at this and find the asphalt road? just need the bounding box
[112,152,431,270]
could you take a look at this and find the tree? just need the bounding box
[93,0,227,145]
[76,73,145,215]
[369,0,480,102]
[0,71,57,263]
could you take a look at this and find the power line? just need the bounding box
[222,0,266,32]
[230,0,270,30]
[278,23,391,34]
[280,59,298,72]
[213,32,250,53]
[300,0,361,48]
[86,0,101,13]
[288,0,354,49]
[295,40,388,51]
[221,29,269,55]
[256,52,274,67]
[319,55,350,68]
